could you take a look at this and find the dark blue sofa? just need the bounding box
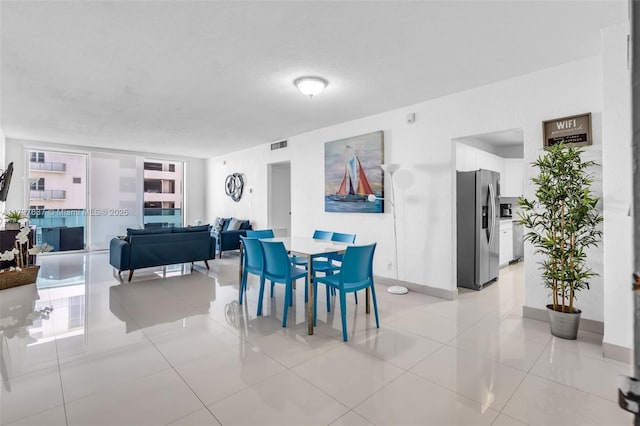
[109,225,216,281]
[211,218,252,258]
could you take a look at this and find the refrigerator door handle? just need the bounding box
[488,183,496,247]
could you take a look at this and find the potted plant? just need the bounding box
[0,225,53,289]
[517,143,603,340]
[4,210,26,230]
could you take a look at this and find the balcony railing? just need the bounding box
[143,208,182,228]
[30,190,67,200]
[29,161,67,172]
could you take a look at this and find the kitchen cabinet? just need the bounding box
[502,159,524,197]
[499,220,513,267]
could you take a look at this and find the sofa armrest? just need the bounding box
[109,238,131,271]
[219,229,247,251]
[209,236,217,259]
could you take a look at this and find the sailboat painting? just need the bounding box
[324,131,384,213]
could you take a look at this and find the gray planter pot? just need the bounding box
[547,304,582,340]
[4,222,20,230]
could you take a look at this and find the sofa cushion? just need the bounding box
[212,217,224,232]
[221,218,232,231]
[240,220,251,230]
[173,225,210,233]
[127,228,173,236]
[227,218,242,231]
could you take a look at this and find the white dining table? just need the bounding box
[239,236,368,335]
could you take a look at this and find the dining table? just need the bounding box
[238,236,369,335]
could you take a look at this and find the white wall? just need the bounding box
[206,146,290,229]
[0,127,6,217]
[208,55,607,306]
[602,22,633,351]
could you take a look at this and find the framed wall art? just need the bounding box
[324,131,384,213]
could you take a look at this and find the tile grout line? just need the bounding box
[492,330,552,424]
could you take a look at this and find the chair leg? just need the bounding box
[289,283,293,307]
[270,281,275,298]
[239,269,247,305]
[354,291,358,304]
[325,285,331,312]
[204,260,210,269]
[339,290,348,342]
[370,284,380,328]
[283,282,291,327]
[257,276,266,316]
[313,281,318,327]
[128,270,134,282]
[304,279,308,303]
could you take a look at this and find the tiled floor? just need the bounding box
[0,252,633,425]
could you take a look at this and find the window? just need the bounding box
[73,177,82,184]
[168,164,175,172]
[31,178,45,191]
[30,152,45,163]
[144,179,162,193]
[144,162,163,171]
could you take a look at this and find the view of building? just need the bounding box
[143,160,183,228]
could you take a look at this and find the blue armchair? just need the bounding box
[211,218,252,258]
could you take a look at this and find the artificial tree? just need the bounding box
[518,143,603,314]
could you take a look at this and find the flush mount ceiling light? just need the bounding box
[293,76,328,98]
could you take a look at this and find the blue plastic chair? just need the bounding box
[324,232,358,303]
[246,229,275,239]
[313,243,378,341]
[291,230,333,266]
[258,240,308,327]
[239,236,263,305]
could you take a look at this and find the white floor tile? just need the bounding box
[173,344,286,405]
[354,372,499,425]
[502,374,632,425]
[491,413,527,426]
[250,327,341,368]
[329,410,373,426]
[1,253,629,426]
[387,309,472,343]
[165,408,221,426]
[530,344,631,402]
[451,322,547,371]
[410,345,526,410]
[209,370,349,425]
[3,404,67,426]
[292,344,404,408]
[347,325,443,370]
[0,366,63,425]
[65,369,205,426]
[59,340,172,402]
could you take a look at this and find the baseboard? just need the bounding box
[373,275,457,300]
[603,342,633,363]
[522,306,604,335]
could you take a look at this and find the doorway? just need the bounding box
[267,162,291,237]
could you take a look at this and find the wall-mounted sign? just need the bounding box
[542,112,592,149]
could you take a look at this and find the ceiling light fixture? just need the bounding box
[294,76,328,98]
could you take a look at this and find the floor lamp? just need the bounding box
[370,164,408,295]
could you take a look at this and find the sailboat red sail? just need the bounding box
[331,151,374,202]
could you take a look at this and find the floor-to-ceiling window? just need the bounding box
[28,150,87,251]
[142,159,184,228]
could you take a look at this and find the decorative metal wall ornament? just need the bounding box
[225,173,244,202]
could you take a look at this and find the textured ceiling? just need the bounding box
[0,1,628,158]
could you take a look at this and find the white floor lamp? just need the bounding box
[370,164,408,295]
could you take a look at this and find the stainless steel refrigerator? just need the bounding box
[456,169,500,290]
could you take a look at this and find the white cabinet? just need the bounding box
[499,220,513,267]
[502,159,524,197]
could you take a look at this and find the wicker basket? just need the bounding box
[0,266,40,290]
